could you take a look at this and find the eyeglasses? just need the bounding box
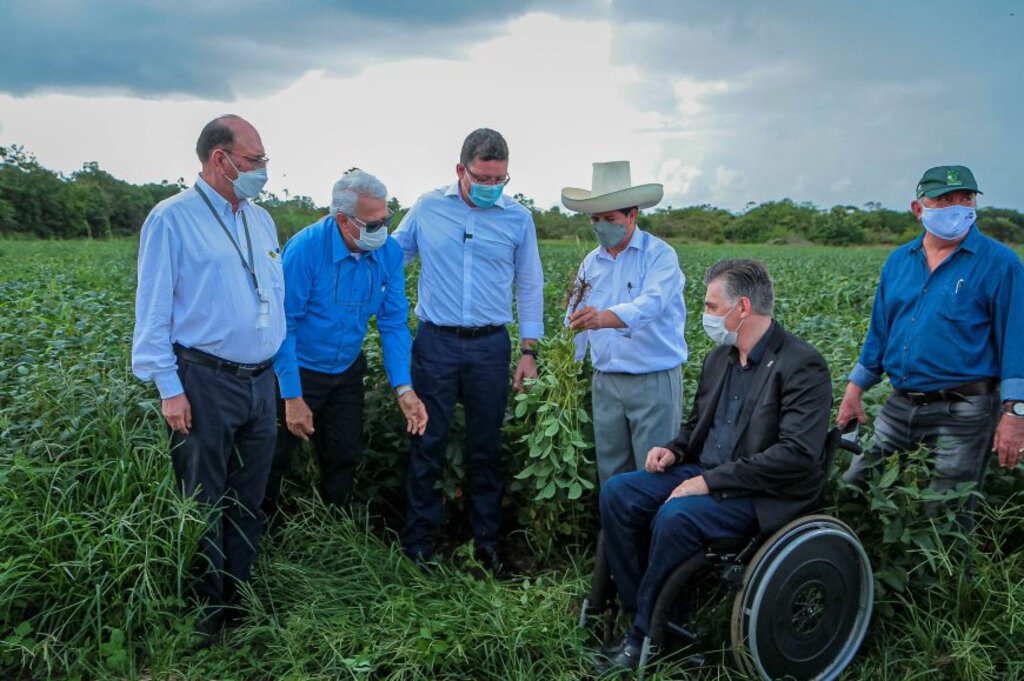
[342,210,393,232]
[464,166,510,186]
[219,148,270,168]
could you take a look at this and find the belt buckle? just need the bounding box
[904,391,927,404]
[234,364,258,378]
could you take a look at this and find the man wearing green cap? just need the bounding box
[839,165,1024,523]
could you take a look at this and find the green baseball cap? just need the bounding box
[915,165,982,199]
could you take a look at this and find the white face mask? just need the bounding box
[702,303,743,346]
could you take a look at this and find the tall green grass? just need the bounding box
[1,239,1022,679]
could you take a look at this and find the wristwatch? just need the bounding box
[396,385,413,398]
[1004,401,1024,418]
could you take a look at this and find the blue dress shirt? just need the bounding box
[132,175,286,399]
[849,225,1024,401]
[272,216,412,399]
[569,228,688,374]
[392,183,545,339]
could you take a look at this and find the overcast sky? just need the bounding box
[1,0,1021,212]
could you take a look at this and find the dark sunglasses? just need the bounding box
[343,211,393,232]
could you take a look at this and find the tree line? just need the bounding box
[3,145,1023,245]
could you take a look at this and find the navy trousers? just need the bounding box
[600,465,758,641]
[169,360,277,614]
[402,323,511,555]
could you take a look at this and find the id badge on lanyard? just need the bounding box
[257,288,270,329]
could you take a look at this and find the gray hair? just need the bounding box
[330,169,388,216]
[704,259,775,315]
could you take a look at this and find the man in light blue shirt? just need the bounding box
[562,161,688,484]
[131,115,284,645]
[392,128,544,573]
[266,169,427,511]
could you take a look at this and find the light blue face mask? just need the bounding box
[920,204,976,240]
[225,155,269,200]
[354,223,388,251]
[593,220,627,249]
[468,181,504,208]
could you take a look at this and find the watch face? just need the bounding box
[1013,402,1024,417]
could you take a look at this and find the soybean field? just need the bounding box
[1,239,1022,680]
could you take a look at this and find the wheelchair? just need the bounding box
[579,428,874,680]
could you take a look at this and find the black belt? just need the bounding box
[424,322,505,339]
[894,378,998,405]
[173,344,273,379]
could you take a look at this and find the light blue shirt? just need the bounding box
[273,216,412,399]
[132,175,286,399]
[392,183,544,339]
[569,228,688,373]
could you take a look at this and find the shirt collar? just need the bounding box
[195,174,242,217]
[443,181,508,210]
[729,319,775,367]
[908,223,979,254]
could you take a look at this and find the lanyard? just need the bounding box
[195,185,261,294]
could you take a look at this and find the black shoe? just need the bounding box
[192,610,224,652]
[473,545,504,575]
[594,639,654,676]
[406,549,436,574]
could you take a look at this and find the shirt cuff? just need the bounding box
[386,367,413,390]
[1001,378,1024,402]
[519,321,544,340]
[608,302,638,329]
[277,368,302,400]
[155,371,184,400]
[848,363,881,391]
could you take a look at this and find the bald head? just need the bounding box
[196,114,258,163]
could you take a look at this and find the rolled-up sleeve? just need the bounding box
[131,211,183,399]
[608,245,682,336]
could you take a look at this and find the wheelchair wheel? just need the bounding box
[731,515,873,681]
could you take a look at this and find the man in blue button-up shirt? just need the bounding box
[562,161,688,484]
[132,115,285,645]
[267,170,427,511]
[393,128,544,572]
[840,165,1024,523]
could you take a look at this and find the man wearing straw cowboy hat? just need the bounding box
[562,161,687,484]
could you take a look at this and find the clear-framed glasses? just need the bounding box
[464,166,510,186]
[219,147,270,168]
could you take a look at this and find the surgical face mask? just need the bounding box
[593,220,627,249]
[702,304,743,346]
[343,214,389,251]
[224,155,268,200]
[468,180,504,208]
[920,204,976,241]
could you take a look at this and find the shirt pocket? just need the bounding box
[262,249,285,292]
[937,277,979,321]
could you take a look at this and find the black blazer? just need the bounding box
[665,322,833,533]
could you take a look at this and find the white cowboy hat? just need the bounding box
[561,161,663,214]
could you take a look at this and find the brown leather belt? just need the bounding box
[894,378,998,405]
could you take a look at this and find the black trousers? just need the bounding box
[169,360,277,613]
[266,354,367,507]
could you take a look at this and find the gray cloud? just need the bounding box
[608,0,1024,210]
[0,0,602,98]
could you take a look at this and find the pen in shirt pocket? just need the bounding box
[955,278,965,294]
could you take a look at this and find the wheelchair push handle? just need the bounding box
[838,422,862,455]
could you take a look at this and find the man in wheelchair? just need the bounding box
[596,258,834,674]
